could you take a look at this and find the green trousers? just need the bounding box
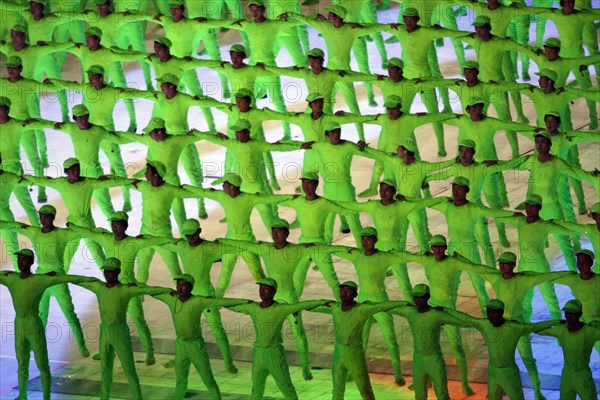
[217,232,264,298]
[507,16,531,80]
[175,336,221,400]
[413,352,450,400]
[15,316,51,400]
[99,323,142,400]
[251,345,298,400]
[54,21,86,72]
[1,162,40,226]
[519,259,563,323]
[114,23,154,91]
[448,240,490,313]
[64,215,106,271]
[560,366,598,400]
[323,181,363,247]
[488,363,525,400]
[402,88,447,156]
[274,291,311,375]
[539,200,578,271]
[294,237,341,300]
[324,81,365,141]
[332,343,374,400]
[376,239,413,300]
[127,295,154,360]
[20,128,47,200]
[0,208,19,268]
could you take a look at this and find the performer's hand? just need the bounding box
[338,70,347,77]
[128,282,137,287]
[513,212,524,217]
[593,169,600,176]
[43,78,52,84]
[217,133,229,140]
[557,87,565,94]
[415,78,423,83]
[395,194,406,201]
[154,14,162,21]
[37,41,48,46]
[98,175,109,181]
[278,13,289,20]
[54,122,64,129]
[579,65,588,72]
[303,243,315,247]
[256,62,265,70]
[455,155,461,163]
[170,290,177,296]
[301,141,315,149]
[123,10,131,16]
[136,234,144,239]
[455,113,462,119]
[357,140,367,150]
[183,56,193,61]
[316,14,326,21]
[484,160,498,166]
[416,112,427,117]
[18,175,27,183]
[390,23,400,30]
[335,110,346,116]
[234,19,243,26]
[132,179,141,188]
[534,127,545,132]
[195,17,208,22]
[22,118,37,125]
[292,194,300,199]
[421,182,429,190]
[377,74,385,80]
[432,24,442,29]
[292,65,301,71]
[350,22,363,28]
[75,43,82,48]
[45,271,57,276]
[323,301,332,307]
[468,32,476,38]
[529,86,535,92]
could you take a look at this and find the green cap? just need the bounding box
[11,24,27,33]
[15,248,34,259]
[452,176,470,187]
[301,171,319,181]
[383,95,402,108]
[271,219,290,230]
[412,283,430,297]
[230,44,246,53]
[472,15,491,27]
[543,37,561,49]
[0,97,12,107]
[221,172,243,187]
[38,205,57,216]
[63,157,80,170]
[498,251,517,263]
[466,97,485,108]
[325,121,341,132]
[544,111,561,119]
[591,202,600,214]
[93,0,110,4]
[230,119,252,132]
[175,273,195,286]
[147,159,167,178]
[307,48,325,58]
[535,68,558,82]
[575,249,595,261]
[387,57,403,68]
[306,92,324,103]
[154,37,172,47]
[338,280,358,290]
[181,219,200,235]
[562,299,582,313]
[458,139,476,149]
[533,130,552,140]
[144,117,166,133]
[463,60,479,70]
[360,227,378,237]
[403,7,419,17]
[101,257,122,271]
[380,179,396,188]
[248,0,265,6]
[400,137,417,153]
[324,4,347,18]
[257,277,278,290]
[515,194,543,210]
[486,299,505,310]
[108,211,129,222]
[72,104,90,117]
[30,0,48,6]
[168,0,184,7]
[6,56,22,67]
[235,88,254,100]
[86,65,105,76]
[430,234,447,246]
[157,73,179,85]
[84,27,102,38]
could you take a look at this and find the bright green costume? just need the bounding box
[154,291,247,399]
[555,273,600,323]
[0,269,94,400]
[75,278,170,400]
[48,0,86,70]
[556,220,600,273]
[228,299,327,400]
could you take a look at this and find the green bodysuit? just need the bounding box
[538,322,600,400]
[76,280,169,400]
[154,293,247,400]
[1,271,94,400]
[556,221,600,273]
[228,300,327,400]
[555,273,600,323]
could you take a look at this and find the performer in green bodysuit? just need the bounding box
[159,218,242,372]
[48,0,86,70]
[555,203,600,272]
[458,251,571,400]
[537,299,600,400]
[267,0,310,55]
[227,278,327,399]
[222,220,338,379]
[0,249,95,400]
[68,211,171,364]
[282,5,387,107]
[0,207,92,357]
[448,299,559,400]
[74,258,170,400]
[153,274,248,399]
[313,281,407,399]
[360,95,454,194]
[183,173,291,297]
[391,284,474,400]
[0,94,47,209]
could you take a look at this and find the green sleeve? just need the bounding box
[284,300,329,314]
[331,247,361,262]
[445,308,480,327]
[227,302,254,314]
[535,326,558,337]
[114,132,153,145]
[73,280,101,292]
[0,221,26,231]
[181,185,222,201]
[152,292,173,303]
[453,258,495,275]
[132,285,171,297]
[94,177,134,189]
[439,309,474,327]
[566,130,600,146]
[363,301,410,314]
[565,88,600,103]
[545,221,579,236]
[524,271,572,287]
[523,320,560,335]
[477,205,515,219]
[390,304,412,317]
[257,140,302,153]
[487,156,528,173]
[332,200,371,213]
[52,274,97,286]
[252,194,294,205]
[205,297,249,308]
[39,43,74,56]
[553,220,591,235]
[424,164,456,184]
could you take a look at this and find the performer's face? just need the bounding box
[413,294,429,309]
[185,230,201,244]
[225,182,241,197]
[160,82,176,95]
[150,129,167,141]
[339,285,357,302]
[103,269,120,283]
[235,129,251,143]
[534,135,551,154]
[543,46,559,60]
[386,106,401,119]
[11,30,26,46]
[74,115,90,129]
[538,76,550,89]
[564,311,581,324]
[379,183,396,201]
[576,254,593,273]
[249,4,264,20]
[309,99,324,113]
[154,43,169,58]
[525,203,541,218]
[544,115,560,133]
[88,73,104,88]
[486,307,504,323]
[169,6,184,20]
[235,96,251,112]
[176,279,193,296]
[39,213,54,228]
[451,184,469,200]
[498,262,516,276]
[96,2,110,16]
[403,16,418,30]
[475,25,491,39]
[308,56,323,71]
[561,0,575,13]
[326,129,342,145]
[29,2,44,18]
[360,235,377,251]
[86,35,101,49]
[327,12,342,24]
[66,164,81,181]
[111,220,128,236]
[7,66,21,79]
[467,103,483,120]
[463,68,478,82]
[230,51,245,67]
[271,227,289,244]
[0,105,8,118]
[259,284,276,301]
[592,212,600,225]
[387,66,401,80]
[301,179,318,195]
[430,244,447,259]
[458,146,475,163]
[16,254,33,271]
